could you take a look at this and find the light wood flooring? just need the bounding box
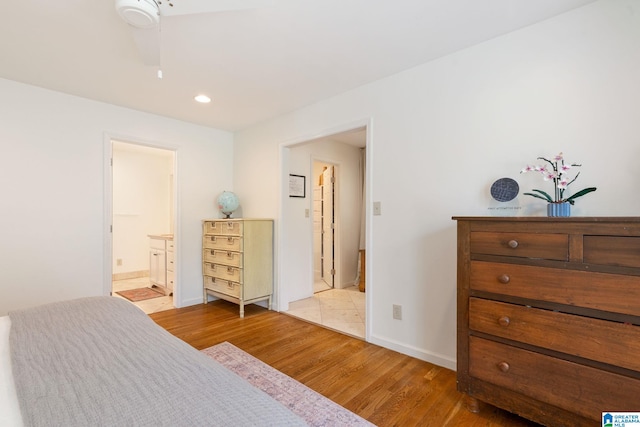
[150,300,541,427]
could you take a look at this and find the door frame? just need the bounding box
[102,133,179,305]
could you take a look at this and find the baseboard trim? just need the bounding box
[369,334,456,371]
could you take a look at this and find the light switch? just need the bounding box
[305,209,310,218]
[373,201,381,216]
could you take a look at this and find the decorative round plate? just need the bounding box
[490,178,519,202]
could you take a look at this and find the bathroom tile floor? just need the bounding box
[284,285,365,339]
[112,277,174,315]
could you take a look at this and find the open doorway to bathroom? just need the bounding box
[110,140,176,314]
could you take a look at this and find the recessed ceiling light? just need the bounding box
[194,94,211,103]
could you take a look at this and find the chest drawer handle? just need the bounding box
[507,240,518,249]
[498,274,510,284]
[497,362,510,373]
[498,316,510,327]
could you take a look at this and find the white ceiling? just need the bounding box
[0,0,596,132]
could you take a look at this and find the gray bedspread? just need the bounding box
[9,297,306,427]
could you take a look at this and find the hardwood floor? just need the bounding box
[150,300,541,427]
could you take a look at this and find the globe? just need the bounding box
[217,191,240,218]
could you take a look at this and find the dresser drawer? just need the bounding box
[470,231,568,261]
[203,235,243,252]
[203,262,243,283]
[167,270,174,290]
[204,221,243,236]
[584,235,640,268]
[469,336,640,421]
[470,261,640,316]
[167,250,174,271]
[203,249,242,268]
[204,276,241,298]
[469,298,640,372]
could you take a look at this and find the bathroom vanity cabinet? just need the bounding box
[149,234,174,296]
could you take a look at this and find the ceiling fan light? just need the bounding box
[194,95,211,103]
[115,0,159,29]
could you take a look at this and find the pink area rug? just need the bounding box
[202,342,374,427]
[115,287,164,302]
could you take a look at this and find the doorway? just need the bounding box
[283,126,367,338]
[109,140,176,314]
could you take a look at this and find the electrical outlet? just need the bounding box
[393,304,402,320]
[305,208,310,218]
[116,258,123,266]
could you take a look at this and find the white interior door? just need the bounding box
[313,187,322,282]
[321,166,335,288]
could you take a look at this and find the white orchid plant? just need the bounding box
[520,152,596,205]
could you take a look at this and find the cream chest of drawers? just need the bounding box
[454,217,640,427]
[202,219,273,318]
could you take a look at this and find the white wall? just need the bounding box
[234,0,640,370]
[112,143,174,275]
[0,78,233,315]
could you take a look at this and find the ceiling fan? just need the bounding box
[115,0,272,67]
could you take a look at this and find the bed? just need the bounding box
[2,296,310,427]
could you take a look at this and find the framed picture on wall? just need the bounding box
[289,174,306,198]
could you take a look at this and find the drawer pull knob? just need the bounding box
[498,316,510,327]
[227,237,234,244]
[507,240,519,249]
[227,267,234,274]
[227,251,233,258]
[210,250,215,255]
[498,274,510,284]
[497,362,510,373]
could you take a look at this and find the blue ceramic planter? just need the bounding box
[547,202,571,217]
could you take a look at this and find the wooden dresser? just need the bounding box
[202,219,273,318]
[454,217,640,427]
